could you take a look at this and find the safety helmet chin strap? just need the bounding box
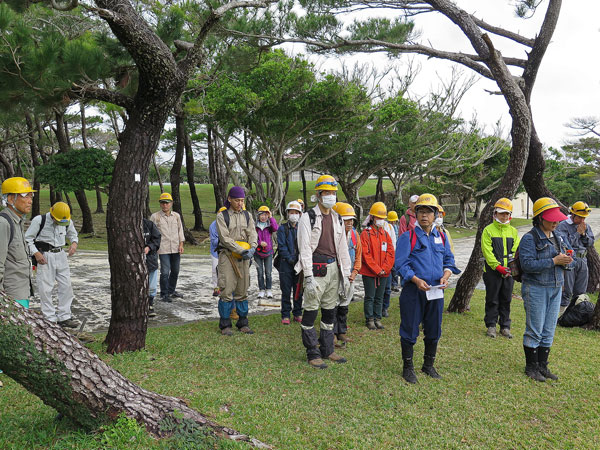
[3,193,27,217]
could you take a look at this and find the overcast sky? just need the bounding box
[297,1,600,150]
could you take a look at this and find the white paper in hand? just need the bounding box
[426,285,445,301]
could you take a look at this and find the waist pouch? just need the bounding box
[313,253,335,277]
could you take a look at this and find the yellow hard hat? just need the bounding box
[258,205,271,213]
[50,202,71,224]
[494,198,513,213]
[570,201,591,218]
[437,205,446,217]
[369,201,387,219]
[1,177,36,194]
[415,193,439,213]
[532,197,560,218]
[387,211,399,222]
[315,174,338,191]
[232,241,251,259]
[159,192,173,202]
[218,206,227,213]
[336,202,356,218]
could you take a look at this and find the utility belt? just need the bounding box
[312,253,336,277]
[35,242,63,253]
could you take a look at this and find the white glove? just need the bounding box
[304,276,317,297]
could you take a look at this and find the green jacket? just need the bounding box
[481,220,519,271]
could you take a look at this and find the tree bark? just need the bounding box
[207,124,228,211]
[152,153,164,193]
[185,129,204,231]
[375,175,384,203]
[25,112,41,218]
[94,186,104,213]
[300,169,308,207]
[0,294,269,447]
[172,113,198,244]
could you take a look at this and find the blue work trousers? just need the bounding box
[399,282,444,345]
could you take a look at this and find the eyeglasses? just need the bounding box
[17,193,34,199]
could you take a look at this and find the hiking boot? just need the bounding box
[170,291,183,299]
[334,338,346,349]
[402,360,418,384]
[421,355,442,379]
[58,318,79,329]
[230,308,239,320]
[148,306,157,318]
[500,328,513,339]
[266,290,273,298]
[382,308,389,317]
[335,333,349,348]
[282,318,291,325]
[366,319,376,330]
[374,319,385,330]
[324,352,347,364]
[486,326,497,338]
[239,326,254,334]
[308,358,328,369]
[161,295,172,303]
[293,315,303,323]
[212,288,220,297]
[221,327,233,336]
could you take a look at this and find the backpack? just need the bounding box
[307,208,342,229]
[408,228,445,252]
[558,294,595,327]
[509,230,559,283]
[221,209,250,228]
[0,211,46,246]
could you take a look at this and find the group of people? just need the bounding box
[1,174,594,384]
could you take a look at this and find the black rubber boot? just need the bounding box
[524,346,546,382]
[401,340,417,384]
[421,341,442,379]
[538,347,558,380]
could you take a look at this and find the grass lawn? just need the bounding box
[1,289,599,449]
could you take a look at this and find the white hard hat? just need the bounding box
[286,201,302,213]
[409,194,419,203]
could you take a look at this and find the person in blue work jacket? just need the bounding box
[395,193,460,384]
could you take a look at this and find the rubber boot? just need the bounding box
[523,346,546,382]
[421,341,442,379]
[401,340,417,384]
[538,347,558,380]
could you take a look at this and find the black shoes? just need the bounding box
[58,318,79,328]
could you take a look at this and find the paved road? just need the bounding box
[30,210,600,332]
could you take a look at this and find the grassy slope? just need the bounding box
[1,288,599,449]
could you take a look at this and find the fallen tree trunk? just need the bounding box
[0,294,269,447]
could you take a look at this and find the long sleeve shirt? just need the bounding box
[25,213,78,254]
[481,220,519,271]
[150,210,185,255]
[556,217,594,255]
[0,207,32,299]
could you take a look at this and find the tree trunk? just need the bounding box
[64,192,72,209]
[172,113,198,245]
[152,153,164,193]
[80,102,89,149]
[185,130,204,231]
[300,169,308,207]
[453,195,470,228]
[95,186,105,213]
[54,109,95,234]
[25,112,41,218]
[375,175,384,202]
[0,294,268,447]
[207,125,228,212]
[472,197,482,220]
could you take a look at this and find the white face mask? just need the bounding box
[320,195,336,209]
[494,217,510,225]
[374,219,385,228]
[288,213,300,223]
[434,217,444,227]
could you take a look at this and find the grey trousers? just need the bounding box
[561,257,588,307]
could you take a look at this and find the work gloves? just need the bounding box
[241,247,255,260]
[304,276,317,297]
[496,265,512,277]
